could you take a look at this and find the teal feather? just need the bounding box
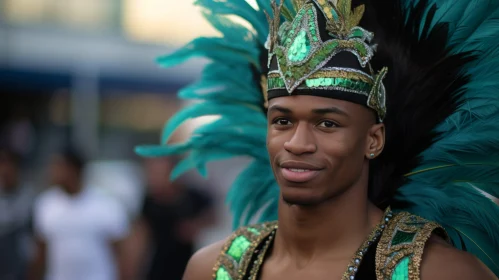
[177,63,263,103]
[156,37,259,68]
[171,150,238,180]
[430,0,468,33]
[135,143,190,158]
[227,161,279,227]
[160,101,265,144]
[195,0,268,43]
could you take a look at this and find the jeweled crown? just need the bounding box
[265,0,387,121]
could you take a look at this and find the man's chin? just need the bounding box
[281,194,323,207]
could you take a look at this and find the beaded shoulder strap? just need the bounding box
[212,222,278,280]
[375,212,449,280]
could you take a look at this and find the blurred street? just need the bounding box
[0,1,247,279]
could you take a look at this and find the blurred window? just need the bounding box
[122,0,218,45]
[3,0,120,31]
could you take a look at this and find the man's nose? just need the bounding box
[283,122,317,155]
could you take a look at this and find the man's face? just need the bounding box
[49,155,78,190]
[266,95,382,206]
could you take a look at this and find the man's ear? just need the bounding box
[365,123,385,159]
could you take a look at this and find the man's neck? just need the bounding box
[62,181,83,196]
[273,175,383,265]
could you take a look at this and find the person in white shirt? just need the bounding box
[30,148,129,280]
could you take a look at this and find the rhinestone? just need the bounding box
[354,267,358,272]
[381,224,386,229]
[348,266,354,272]
[350,276,355,280]
[359,251,363,256]
[385,217,390,222]
[354,258,361,265]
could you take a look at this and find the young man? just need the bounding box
[137,0,499,279]
[30,149,130,280]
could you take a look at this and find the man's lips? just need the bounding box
[279,161,323,183]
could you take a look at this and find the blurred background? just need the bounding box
[0,1,252,279]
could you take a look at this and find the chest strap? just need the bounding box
[375,212,448,280]
[212,222,277,280]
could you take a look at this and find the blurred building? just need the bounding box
[0,0,252,249]
[0,0,217,213]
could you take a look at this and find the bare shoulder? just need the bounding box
[182,239,225,280]
[421,235,498,280]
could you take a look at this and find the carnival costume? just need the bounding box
[137,0,499,279]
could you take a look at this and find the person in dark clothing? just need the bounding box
[0,148,35,280]
[126,157,215,280]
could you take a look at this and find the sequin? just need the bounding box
[288,30,311,62]
[227,236,251,262]
[216,267,232,280]
[391,257,410,280]
[391,230,416,246]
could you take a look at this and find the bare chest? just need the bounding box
[258,260,353,280]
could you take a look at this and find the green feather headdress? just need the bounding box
[265,0,388,121]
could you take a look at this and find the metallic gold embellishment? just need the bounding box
[368,67,388,122]
[340,207,393,280]
[265,1,284,54]
[248,227,278,280]
[212,222,277,280]
[375,213,449,280]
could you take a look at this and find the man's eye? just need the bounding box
[318,120,337,128]
[273,118,291,126]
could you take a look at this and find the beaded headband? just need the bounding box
[264,0,388,121]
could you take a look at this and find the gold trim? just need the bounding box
[375,213,447,280]
[212,222,277,280]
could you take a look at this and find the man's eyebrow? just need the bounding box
[267,105,292,114]
[311,107,349,117]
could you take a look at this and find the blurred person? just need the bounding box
[0,148,35,280]
[30,148,130,280]
[125,157,215,280]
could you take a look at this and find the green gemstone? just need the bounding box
[392,257,410,280]
[349,28,365,39]
[391,230,417,246]
[226,236,251,262]
[288,30,311,62]
[215,267,232,280]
